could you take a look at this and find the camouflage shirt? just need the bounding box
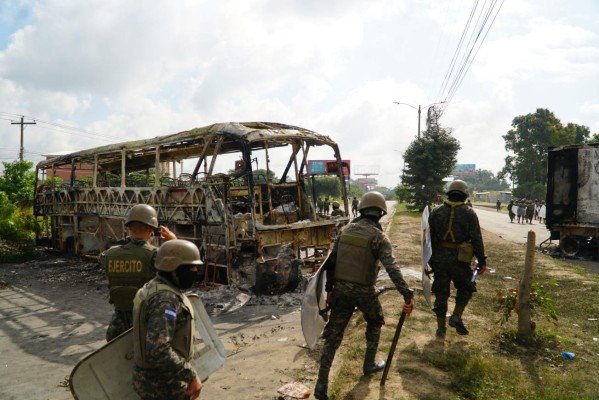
[133,276,197,385]
[325,216,411,299]
[428,201,486,263]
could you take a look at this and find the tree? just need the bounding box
[0,160,36,206]
[499,109,591,199]
[394,184,411,203]
[402,125,460,211]
[460,169,509,192]
[305,175,341,199]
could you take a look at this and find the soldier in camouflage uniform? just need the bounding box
[330,201,344,217]
[428,180,487,338]
[132,239,203,400]
[102,204,176,341]
[314,191,414,400]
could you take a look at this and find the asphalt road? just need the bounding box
[474,205,599,274]
[473,206,551,245]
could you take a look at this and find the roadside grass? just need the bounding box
[327,204,599,399]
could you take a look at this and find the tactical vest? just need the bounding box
[334,230,378,285]
[104,240,156,310]
[133,279,195,369]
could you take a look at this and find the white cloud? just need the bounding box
[0,0,598,187]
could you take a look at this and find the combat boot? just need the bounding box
[435,316,446,339]
[314,380,328,400]
[363,349,386,375]
[448,315,469,335]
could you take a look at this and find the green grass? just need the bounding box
[329,206,599,399]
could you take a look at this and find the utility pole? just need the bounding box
[393,101,446,139]
[11,116,36,161]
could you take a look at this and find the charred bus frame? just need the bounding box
[34,122,350,293]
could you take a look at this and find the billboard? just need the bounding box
[307,160,351,176]
[453,164,476,175]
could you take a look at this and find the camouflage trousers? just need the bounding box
[106,310,133,342]
[318,285,385,382]
[133,367,190,400]
[431,260,475,318]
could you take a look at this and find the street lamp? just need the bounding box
[393,101,446,139]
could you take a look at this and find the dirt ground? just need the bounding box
[1,202,569,400]
[0,203,399,400]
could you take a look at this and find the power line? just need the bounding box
[435,0,504,116]
[0,111,123,143]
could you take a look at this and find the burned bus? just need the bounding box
[34,122,350,293]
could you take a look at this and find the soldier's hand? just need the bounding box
[477,262,487,276]
[186,376,202,399]
[402,298,414,315]
[159,226,177,241]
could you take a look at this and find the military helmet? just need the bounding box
[358,191,387,215]
[446,180,468,196]
[125,204,159,228]
[332,201,340,208]
[155,240,203,272]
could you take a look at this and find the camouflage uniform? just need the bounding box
[428,201,486,321]
[101,238,157,341]
[330,208,344,217]
[132,275,198,400]
[318,217,412,383]
[351,198,359,217]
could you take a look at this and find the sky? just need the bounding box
[0,0,598,187]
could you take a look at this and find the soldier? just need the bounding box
[314,191,414,400]
[330,201,344,217]
[324,196,331,215]
[317,197,324,214]
[496,199,501,212]
[428,180,487,338]
[507,199,515,223]
[102,204,176,341]
[351,196,359,217]
[526,200,535,224]
[132,240,203,400]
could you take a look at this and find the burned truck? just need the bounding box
[34,122,350,293]
[546,143,599,256]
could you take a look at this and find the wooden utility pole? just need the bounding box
[11,116,36,161]
[517,230,536,345]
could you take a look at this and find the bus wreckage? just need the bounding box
[34,122,350,294]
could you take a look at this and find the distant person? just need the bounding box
[351,196,359,217]
[330,201,344,217]
[428,180,486,339]
[517,200,526,224]
[539,201,546,224]
[317,197,324,214]
[102,204,176,342]
[496,199,501,212]
[526,201,535,224]
[507,199,515,223]
[466,199,473,208]
[324,197,331,215]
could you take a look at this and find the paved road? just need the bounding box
[474,205,599,274]
[473,206,551,245]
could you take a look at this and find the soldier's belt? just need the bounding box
[438,240,462,250]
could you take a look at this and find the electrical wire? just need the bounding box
[435,0,505,116]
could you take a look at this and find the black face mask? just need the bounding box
[175,264,199,290]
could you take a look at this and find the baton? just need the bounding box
[380,310,407,386]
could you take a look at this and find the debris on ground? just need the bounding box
[277,381,311,399]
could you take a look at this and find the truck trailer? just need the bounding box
[546,143,599,256]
